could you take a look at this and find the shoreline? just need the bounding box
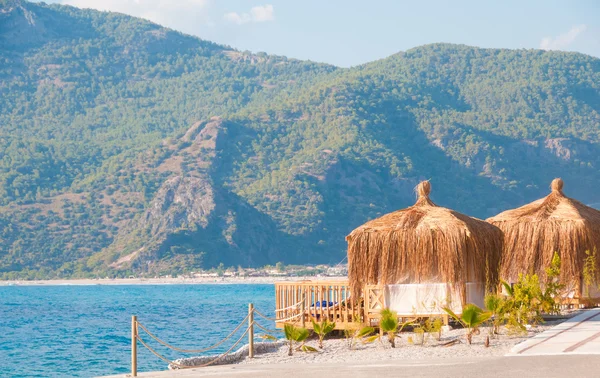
[0,276,347,286]
[101,318,577,378]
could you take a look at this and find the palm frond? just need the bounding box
[442,307,461,323]
[301,345,318,352]
[356,326,375,338]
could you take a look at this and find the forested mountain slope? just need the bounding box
[1,0,599,278]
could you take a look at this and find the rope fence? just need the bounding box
[136,323,252,369]
[254,307,303,322]
[136,313,250,354]
[253,321,280,335]
[274,298,304,313]
[129,302,300,377]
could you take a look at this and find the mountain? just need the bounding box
[1,0,599,279]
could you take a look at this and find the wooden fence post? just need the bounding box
[131,315,137,377]
[301,293,306,328]
[248,304,254,358]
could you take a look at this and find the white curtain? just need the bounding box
[384,282,484,315]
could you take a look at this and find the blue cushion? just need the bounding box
[312,301,335,307]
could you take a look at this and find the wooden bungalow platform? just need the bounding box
[274,280,362,330]
[274,280,450,330]
[274,280,599,331]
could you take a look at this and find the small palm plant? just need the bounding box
[412,317,443,345]
[443,304,492,344]
[312,319,336,349]
[484,293,507,335]
[343,325,377,350]
[380,308,400,348]
[283,324,316,355]
[355,326,378,348]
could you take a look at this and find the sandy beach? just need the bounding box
[172,321,562,368]
[245,323,561,363]
[100,312,600,378]
[0,276,346,286]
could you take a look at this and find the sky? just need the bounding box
[41,0,600,67]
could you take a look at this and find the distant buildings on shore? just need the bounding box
[183,264,348,279]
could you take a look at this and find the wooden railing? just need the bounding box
[363,284,384,326]
[363,284,450,326]
[274,280,362,330]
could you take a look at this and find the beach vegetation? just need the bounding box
[380,308,400,348]
[501,277,540,333]
[357,326,378,344]
[489,253,566,335]
[413,326,425,345]
[443,304,492,344]
[540,252,565,314]
[344,325,376,350]
[341,315,378,350]
[412,316,444,345]
[484,293,509,335]
[258,334,278,341]
[377,308,414,348]
[283,324,315,355]
[583,249,599,299]
[311,319,336,349]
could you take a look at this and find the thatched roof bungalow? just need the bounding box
[346,181,503,318]
[487,178,600,299]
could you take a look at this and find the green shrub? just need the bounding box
[444,304,492,344]
[583,249,599,299]
[311,319,336,349]
[283,324,315,355]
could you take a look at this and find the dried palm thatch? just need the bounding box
[487,178,600,293]
[346,181,503,298]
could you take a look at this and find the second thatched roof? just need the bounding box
[346,181,503,295]
[488,178,600,289]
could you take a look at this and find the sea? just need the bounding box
[0,284,277,377]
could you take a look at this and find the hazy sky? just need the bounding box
[42,0,600,67]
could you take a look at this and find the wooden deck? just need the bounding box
[275,281,456,329]
[274,281,598,330]
[274,280,362,330]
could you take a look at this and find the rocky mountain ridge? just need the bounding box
[0,1,599,278]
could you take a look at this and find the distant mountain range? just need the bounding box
[1,0,599,279]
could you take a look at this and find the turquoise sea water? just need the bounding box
[0,284,276,377]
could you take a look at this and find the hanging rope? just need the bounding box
[133,305,291,371]
[136,312,250,354]
[182,325,251,368]
[255,308,303,322]
[253,321,280,335]
[137,322,252,369]
[274,298,304,313]
[136,332,183,367]
[274,312,304,323]
[253,308,278,321]
[333,255,348,269]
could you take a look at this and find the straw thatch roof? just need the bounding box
[346,181,503,296]
[488,178,600,290]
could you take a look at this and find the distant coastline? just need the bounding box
[0,276,347,286]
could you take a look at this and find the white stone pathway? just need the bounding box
[508,309,600,356]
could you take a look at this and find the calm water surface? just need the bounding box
[0,284,276,377]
